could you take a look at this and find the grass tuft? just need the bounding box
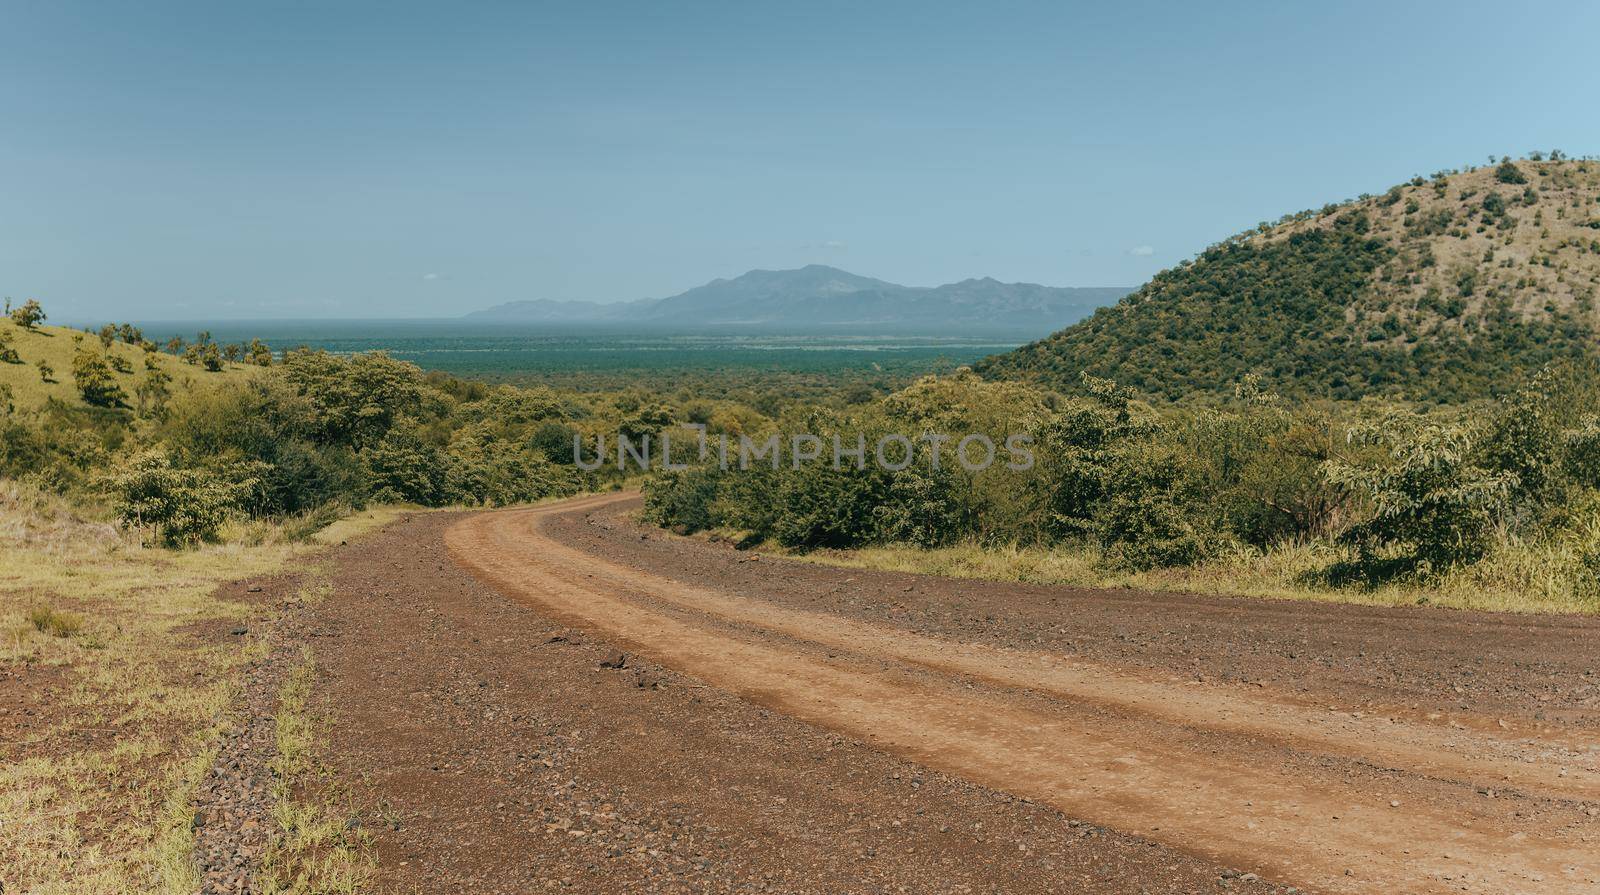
[27,605,82,638]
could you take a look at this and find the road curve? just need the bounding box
[445,493,1600,895]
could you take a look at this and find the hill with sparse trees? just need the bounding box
[978,155,1600,402]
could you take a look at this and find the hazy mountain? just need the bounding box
[465,265,1129,332]
[979,158,1600,402]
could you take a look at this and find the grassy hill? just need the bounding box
[0,320,257,414]
[978,156,1600,402]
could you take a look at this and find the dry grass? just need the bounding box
[26,605,83,639]
[776,529,1600,616]
[259,647,375,895]
[0,320,258,415]
[1257,159,1600,342]
[0,479,406,894]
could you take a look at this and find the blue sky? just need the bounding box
[4,0,1598,320]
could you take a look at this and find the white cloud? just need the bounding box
[421,272,441,281]
[1128,245,1155,257]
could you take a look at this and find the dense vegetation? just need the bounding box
[644,363,1600,603]
[1,310,738,545]
[979,157,1600,403]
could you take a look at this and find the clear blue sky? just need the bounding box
[4,0,1598,320]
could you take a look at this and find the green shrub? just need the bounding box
[1495,160,1528,184]
[248,338,274,366]
[771,459,888,549]
[362,421,448,505]
[1325,416,1516,572]
[1096,441,1223,569]
[71,350,127,408]
[642,466,723,533]
[874,463,970,548]
[443,422,583,506]
[0,330,21,364]
[281,350,430,450]
[110,451,250,546]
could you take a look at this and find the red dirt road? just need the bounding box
[314,493,1600,894]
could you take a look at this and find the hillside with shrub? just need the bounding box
[644,361,1600,611]
[977,155,1600,402]
[0,308,615,544]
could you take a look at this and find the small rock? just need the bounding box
[599,652,629,669]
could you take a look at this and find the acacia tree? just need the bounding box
[10,299,45,330]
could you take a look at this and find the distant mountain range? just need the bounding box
[464,265,1130,332]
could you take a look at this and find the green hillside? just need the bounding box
[0,320,258,414]
[978,156,1600,402]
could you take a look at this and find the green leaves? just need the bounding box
[110,450,251,546]
[70,349,127,408]
[1324,417,1516,571]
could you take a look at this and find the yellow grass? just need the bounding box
[259,645,375,895]
[0,480,406,894]
[775,531,1600,616]
[0,320,257,414]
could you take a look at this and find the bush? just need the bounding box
[110,451,250,546]
[362,421,448,505]
[1037,375,1162,540]
[443,422,583,506]
[1182,382,1352,546]
[1325,416,1516,572]
[248,338,274,366]
[281,350,430,450]
[642,466,723,533]
[0,330,21,364]
[1495,160,1528,184]
[1096,442,1222,569]
[71,350,127,408]
[771,460,888,549]
[874,463,970,548]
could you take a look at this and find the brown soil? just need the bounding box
[307,494,1600,894]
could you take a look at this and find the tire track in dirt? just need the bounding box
[445,494,1600,895]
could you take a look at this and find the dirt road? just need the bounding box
[313,493,1600,894]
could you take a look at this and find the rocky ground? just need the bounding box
[190,580,303,895]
